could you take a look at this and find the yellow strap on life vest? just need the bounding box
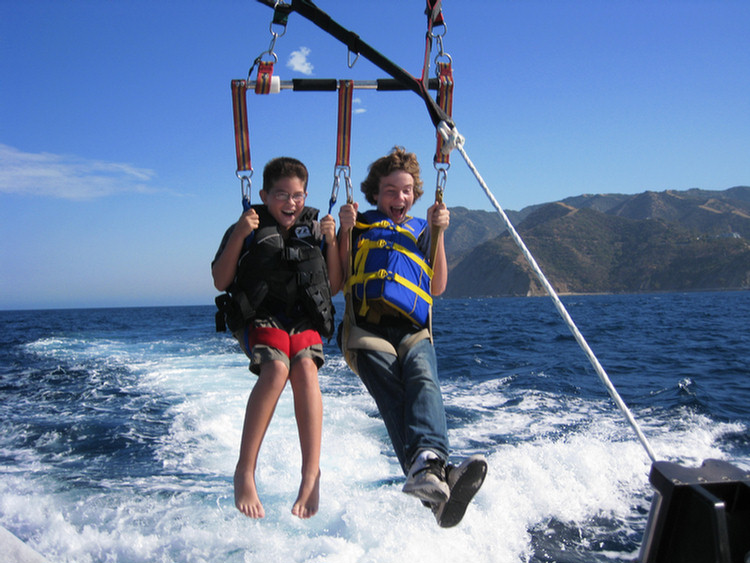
[390,271,433,306]
[349,215,433,322]
[354,239,434,278]
[347,268,433,318]
[354,219,419,245]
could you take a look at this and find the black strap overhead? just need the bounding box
[255,0,453,130]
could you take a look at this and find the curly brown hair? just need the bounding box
[360,146,424,205]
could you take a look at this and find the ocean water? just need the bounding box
[1,292,748,562]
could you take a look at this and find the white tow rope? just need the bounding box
[438,122,657,463]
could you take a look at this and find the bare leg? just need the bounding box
[289,357,322,519]
[234,360,289,518]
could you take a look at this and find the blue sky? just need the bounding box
[1,1,749,310]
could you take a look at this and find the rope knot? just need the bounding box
[437,121,464,155]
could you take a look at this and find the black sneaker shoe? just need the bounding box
[402,458,450,504]
[432,454,487,528]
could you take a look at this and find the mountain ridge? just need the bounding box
[443,186,750,297]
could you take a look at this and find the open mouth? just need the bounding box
[390,206,406,222]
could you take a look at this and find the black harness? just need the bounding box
[215,205,335,338]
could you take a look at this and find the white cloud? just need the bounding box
[287,46,314,75]
[353,96,366,115]
[0,144,157,199]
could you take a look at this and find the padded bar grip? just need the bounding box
[292,78,338,91]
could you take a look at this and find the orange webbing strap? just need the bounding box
[434,61,454,166]
[254,61,275,95]
[336,80,354,168]
[328,80,355,215]
[231,79,251,175]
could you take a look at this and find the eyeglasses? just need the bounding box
[270,191,306,202]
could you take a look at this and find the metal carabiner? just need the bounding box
[328,174,340,215]
[328,165,354,214]
[428,20,448,40]
[434,50,453,72]
[264,33,282,63]
[237,172,253,211]
[246,2,286,81]
[432,31,453,71]
[434,165,448,203]
[343,173,354,204]
[247,50,278,83]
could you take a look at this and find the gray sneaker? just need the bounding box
[432,454,487,528]
[402,458,450,504]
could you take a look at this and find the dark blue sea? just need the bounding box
[1,292,749,562]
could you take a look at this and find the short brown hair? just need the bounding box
[360,146,424,205]
[262,157,308,192]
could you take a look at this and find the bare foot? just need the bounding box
[234,467,265,518]
[291,470,320,519]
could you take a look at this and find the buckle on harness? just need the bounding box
[285,247,300,261]
[285,246,315,262]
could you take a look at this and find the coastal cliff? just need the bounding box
[444,186,750,297]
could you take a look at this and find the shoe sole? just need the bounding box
[434,455,488,528]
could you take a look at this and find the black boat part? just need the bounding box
[639,459,750,563]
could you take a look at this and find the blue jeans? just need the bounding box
[354,325,449,475]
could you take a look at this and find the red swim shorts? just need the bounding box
[235,321,324,375]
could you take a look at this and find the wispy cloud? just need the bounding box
[353,97,367,115]
[0,144,158,199]
[287,46,314,75]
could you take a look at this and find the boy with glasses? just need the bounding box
[213,156,343,519]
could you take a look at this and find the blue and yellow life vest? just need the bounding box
[347,209,433,327]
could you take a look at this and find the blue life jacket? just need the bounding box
[347,209,433,327]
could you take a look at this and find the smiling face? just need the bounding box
[374,170,415,224]
[259,176,307,231]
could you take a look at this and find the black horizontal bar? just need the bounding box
[283,78,440,92]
